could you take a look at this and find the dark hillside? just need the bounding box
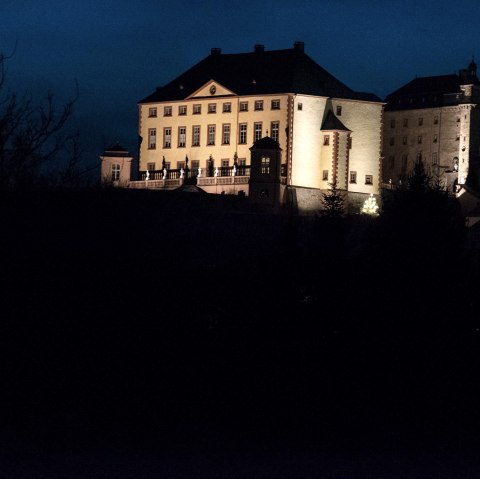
[0,188,479,477]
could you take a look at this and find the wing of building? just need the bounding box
[135,42,384,212]
[383,60,480,192]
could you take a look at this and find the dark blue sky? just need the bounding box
[2,0,480,173]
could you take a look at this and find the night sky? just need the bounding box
[2,0,480,173]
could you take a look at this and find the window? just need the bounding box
[401,154,407,171]
[322,170,328,181]
[178,105,187,116]
[112,163,120,181]
[388,156,395,169]
[271,122,279,142]
[193,104,201,114]
[221,159,229,176]
[177,161,185,170]
[239,123,247,144]
[222,102,231,113]
[208,103,216,113]
[222,124,231,144]
[433,134,438,143]
[208,125,215,145]
[389,137,395,146]
[192,160,200,176]
[254,100,263,111]
[336,105,342,116]
[271,99,280,110]
[347,137,352,149]
[365,175,373,185]
[403,118,408,127]
[178,126,186,147]
[148,107,157,117]
[418,117,423,126]
[390,119,396,128]
[254,122,262,141]
[164,162,171,170]
[297,103,303,111]
[164,106,172,116]
[163,127,171,148]
[417,135,422,144]
[148,128,156,149]
[324,135,330,146]
[432,152,438,165]
[350,171,357,183]
[261,157,270,174]
[192,126,200,146]
[402,136,407,145]
[434,116,438,125]
[147,162,155,171]
[240,101,248,112]
[457,117,461,122]
[456,134,460,141]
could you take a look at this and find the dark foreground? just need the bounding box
[1,188,480,478]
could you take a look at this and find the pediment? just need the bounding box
[187,80,236,99]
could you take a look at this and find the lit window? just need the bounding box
[192,126,200,146]
[239,123,247,144]
[240,102,248,111]
[365,175,373,185]
[148,107,157,117]
[193,104,201,114]
[163,128,171,148]
[148,128,156,149]
[222,124,231,144]
[164,106,172,116]
[336,105,342,116]
[208,125,215,145]
[322,170,328,181]
[208,103,216,113]
[261,157,270,174]
[271,99,280,110]
[112,163,120,181]
[179,105,187,115]
[223,103,231,113]
[350,171,357,183]
[324,135,330,146]
[254,122,262,141]
[271,122,279,142]
[254,100,263,111]
[178,126,186,147]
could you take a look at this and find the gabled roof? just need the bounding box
[321,110,350,131]
[139,45,381,103]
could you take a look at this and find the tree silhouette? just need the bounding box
[320,181,345,218]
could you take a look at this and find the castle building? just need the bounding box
[382,60,480,192]
[136,42,384,212]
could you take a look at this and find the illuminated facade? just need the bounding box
[383,60,480,192]
[137,42,384,212]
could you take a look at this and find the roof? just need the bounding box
[385,71,479,111]
[321,110,350,131]
[139,45,381,104]
[250,136,282,150]
[101,143,131,157]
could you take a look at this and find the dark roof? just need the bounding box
[321,110,350,131]
[102,143,130,157]
[250,136,282,150]
[385,73,478,111]
[139,46,381,103]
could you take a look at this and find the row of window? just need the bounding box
[147,122,280,149]
[389,133,466,146]
[390,116,441,128]
[387,152,445,170]
[321,170,373,184]
[148,99,281,118]
[145,158,247,171]
[323,135,352,148]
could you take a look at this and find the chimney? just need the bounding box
[210,48,221,56]
[294,41,305,53]
[254,44,265,53]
